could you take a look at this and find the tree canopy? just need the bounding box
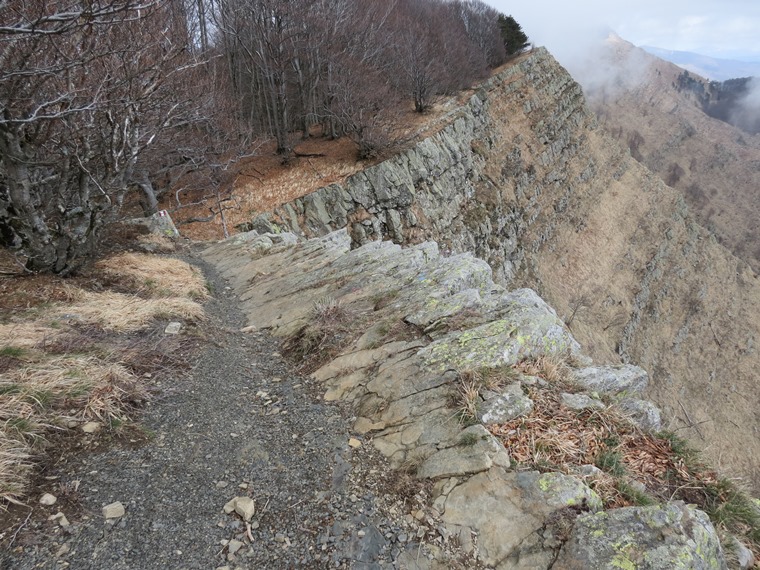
[499,14,530,56]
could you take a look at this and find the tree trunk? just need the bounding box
[133,171,159,216]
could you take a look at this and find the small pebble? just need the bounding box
[39,493,57,506]
[55,544,70,557]
[102,502,125,519]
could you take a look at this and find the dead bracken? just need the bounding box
[484,359,760,557]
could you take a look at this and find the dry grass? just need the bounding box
[0,440,32,506]
[0,356,148,503]
[0,276,80,313]
[456,377,481,425]
[453,366,521,425]
[283,295,366,373]
[5,357,149,421]
[0,250,208,506]
[489,384,696,505]
[54,291,205,332]
[516,355,574,386]
[95,252,209,300]
[0,322,63,350]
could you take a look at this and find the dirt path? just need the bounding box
[2,251,440,570]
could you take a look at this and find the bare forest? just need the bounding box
[0,0,529,273]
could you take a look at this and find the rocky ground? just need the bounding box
[1,249,471,570]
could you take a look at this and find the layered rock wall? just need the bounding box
[202,230,728,569]
[259,48,592,286]
[251,49,760,490]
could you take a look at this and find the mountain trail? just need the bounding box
[3,248,462,570]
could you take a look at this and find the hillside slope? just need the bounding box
[583,35,760,271]
[244,48,760,492]
[641,45,760,81]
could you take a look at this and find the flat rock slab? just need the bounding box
[420,289,581,372]
[573,364,648,397]
[417,425,511,479]
[440,468,601,567]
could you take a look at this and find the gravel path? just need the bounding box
[2,251,456,570]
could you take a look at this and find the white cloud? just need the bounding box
[485,0,760,62]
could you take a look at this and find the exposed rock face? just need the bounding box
[246,48,760,490]
[553,502,726,570]
[202,229,726,569]
[258,48,589,287]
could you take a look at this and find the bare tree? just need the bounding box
[387,0,493,113]
[0,1,195,273]
[0,0,528,272]
[450,0,506,68]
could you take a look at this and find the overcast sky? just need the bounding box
[486,0,760,62]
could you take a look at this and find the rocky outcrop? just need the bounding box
[251,47,591,285]
[243,47,760,491]
[554,502,727,570]
[202,229,727,569]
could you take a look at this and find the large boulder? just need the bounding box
[553,502,727,570]
[420,288,581,372]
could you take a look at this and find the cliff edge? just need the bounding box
[244,48,760,493]
[203,229,731,569]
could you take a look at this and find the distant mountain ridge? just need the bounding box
[641,45,760,81]
[578,35,760,270]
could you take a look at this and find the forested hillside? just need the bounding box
[0,0,528,273]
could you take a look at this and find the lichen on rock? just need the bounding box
[420,288,580,372]
[553,502,727,570]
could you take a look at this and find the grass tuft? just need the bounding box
[0,252,208,507]
[283,295,364,373]
[451,366,522,426]
[455,378,481,425]
[0,347,25,358]
[517,354,574,386]
[595,449,626,478]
